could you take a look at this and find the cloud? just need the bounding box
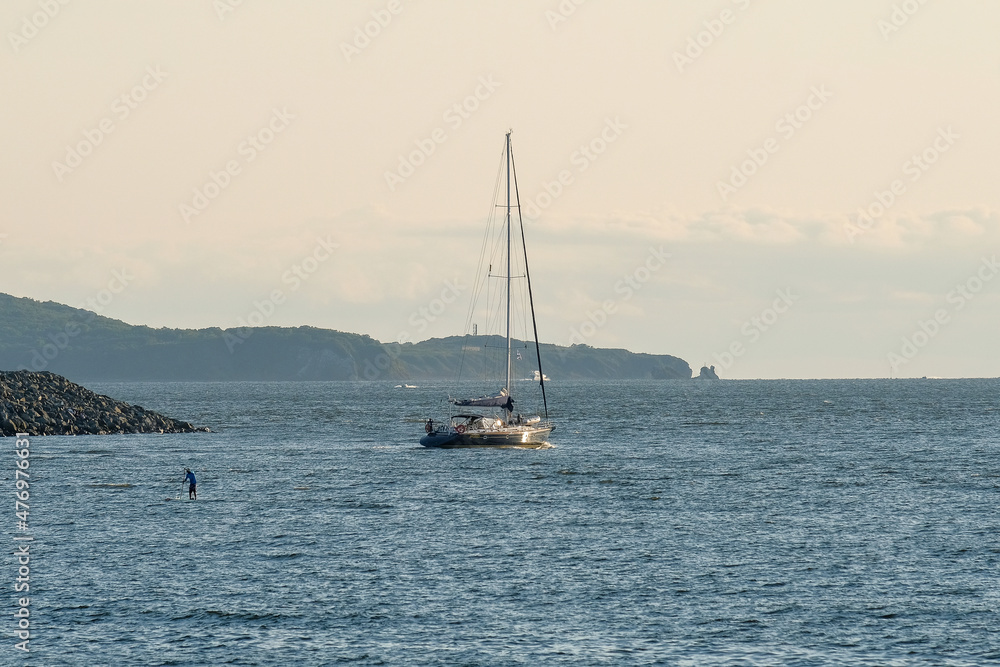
[530,206,1000,251]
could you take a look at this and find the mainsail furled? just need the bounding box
[451,393,514,412]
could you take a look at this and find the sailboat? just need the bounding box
[420,131,554,448]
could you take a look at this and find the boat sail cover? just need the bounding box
[450,393,514,412]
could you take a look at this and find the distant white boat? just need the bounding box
[529,370,550,382]
[394,384,418,389]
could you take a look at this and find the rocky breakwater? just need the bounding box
[0,370,208,436]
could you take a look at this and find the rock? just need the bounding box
[0,370,209,437]
[696,365,720,380]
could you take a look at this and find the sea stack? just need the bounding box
[696,365,720,380]
[0,370,208,436]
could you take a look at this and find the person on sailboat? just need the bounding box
[425,419,434,434]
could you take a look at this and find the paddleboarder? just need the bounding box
[184,468,197,500]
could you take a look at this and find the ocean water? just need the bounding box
[12,379,1000,665]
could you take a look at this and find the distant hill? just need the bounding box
[0,293,692,381]
[386,336,691,381]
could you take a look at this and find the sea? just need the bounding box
[12,378,1000,665]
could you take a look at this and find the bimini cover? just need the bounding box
[451,394,514,411]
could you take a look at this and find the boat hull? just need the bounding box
[420,425,553,449]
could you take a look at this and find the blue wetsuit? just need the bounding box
[185,471,196,498]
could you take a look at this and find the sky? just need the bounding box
[2,0,999,379]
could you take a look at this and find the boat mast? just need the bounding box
[505,131,513,397]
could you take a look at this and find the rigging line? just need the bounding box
[463,141,506,335]
[466,196,507,350]
[459,141,507,382]
[509,136,549,419]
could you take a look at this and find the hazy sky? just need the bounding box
[3,0,999,379]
